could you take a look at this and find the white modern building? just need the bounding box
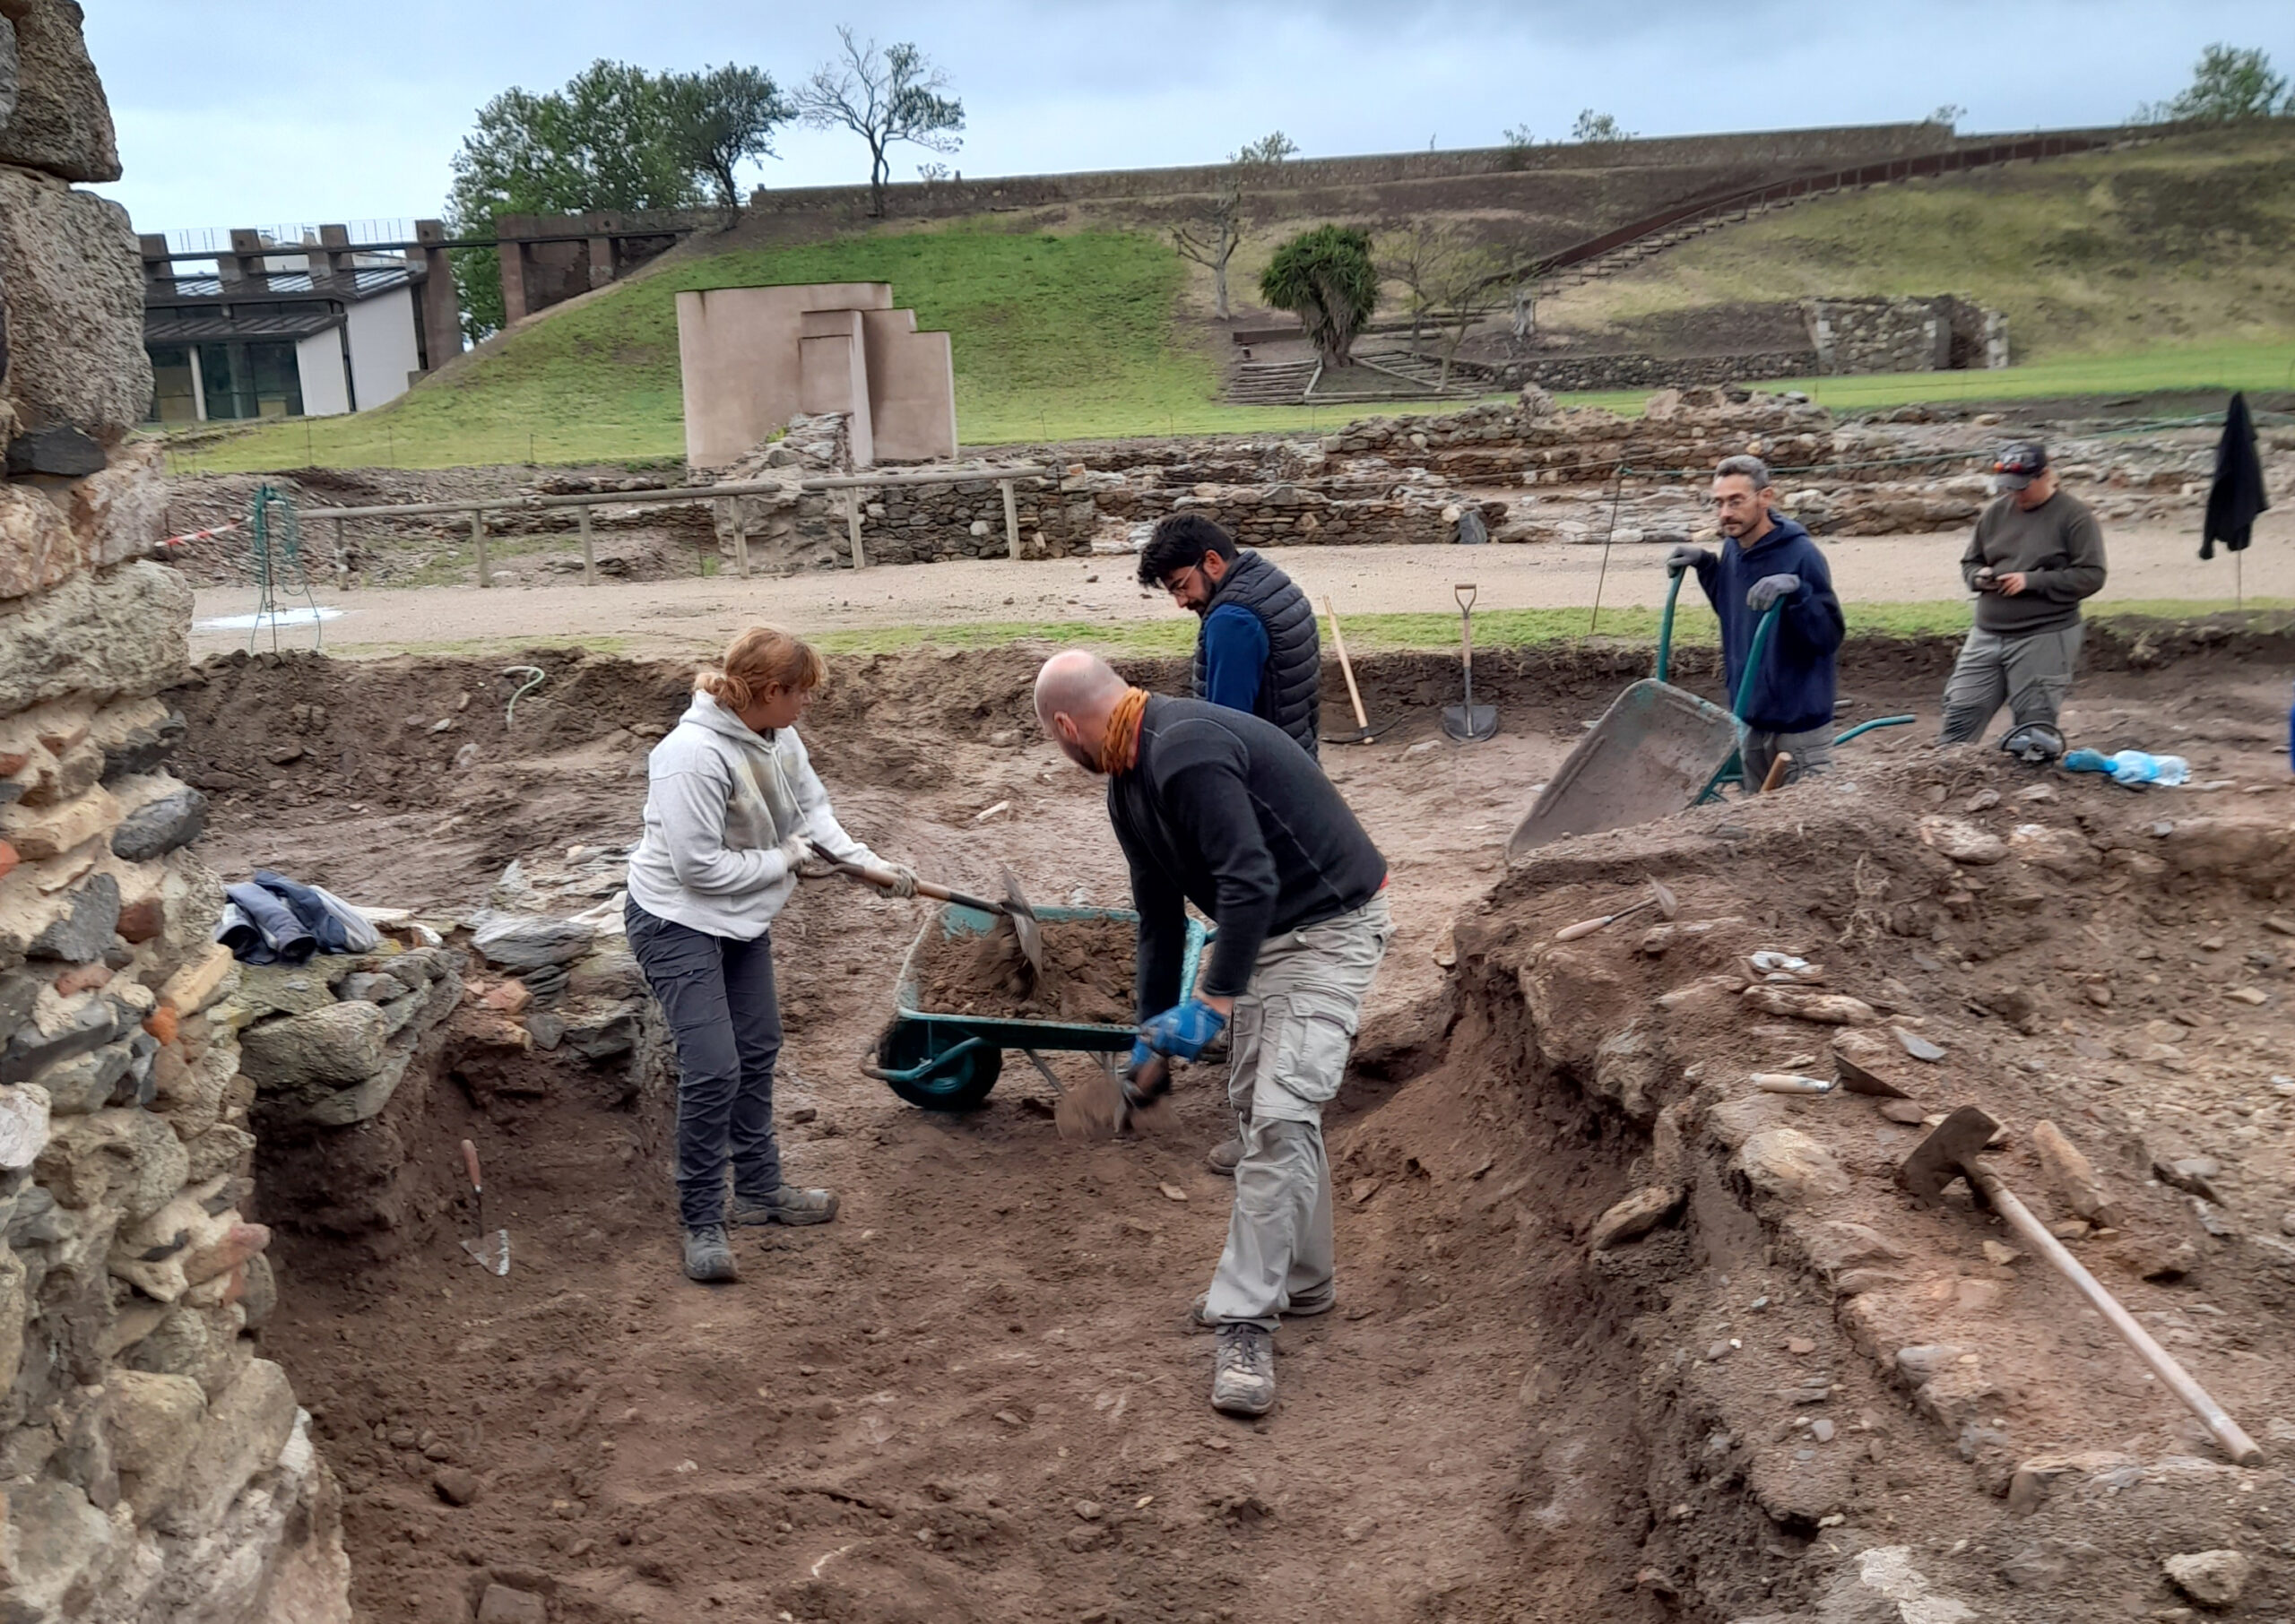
[140,227,444,424]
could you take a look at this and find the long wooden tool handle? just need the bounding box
[1324,599,1370,730]
[460,1138,482,1195]
[1975,1167,2263,1465]
[812,844,1004,915]
[1553,897,1655,942]
[1760,751,1792,793]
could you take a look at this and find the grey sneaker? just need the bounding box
[731,1186,839,1227]
[1206,1136,1243,1177]
[1211,1324,1276,1417]
[682,1224,738,1283]
[1191,1289,1334,1330]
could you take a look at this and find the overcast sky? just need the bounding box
[85,1,2295,238]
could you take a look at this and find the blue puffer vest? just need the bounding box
[1189,550,1321,758]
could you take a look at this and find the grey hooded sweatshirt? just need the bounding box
[624,692,881,939]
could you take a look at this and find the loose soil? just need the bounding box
[168,631,2295,1622]
[915,916,1135,1026]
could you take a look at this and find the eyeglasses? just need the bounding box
[1161,565,1204,595]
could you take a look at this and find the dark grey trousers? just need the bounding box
[626,900,784,1231]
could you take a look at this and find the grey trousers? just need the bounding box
[1939,623,2083,744]
[1203,893,1392,1333]
[1739,725,1833,789]
[626,900,785,1231]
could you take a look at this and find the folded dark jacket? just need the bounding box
[220,883,317,965]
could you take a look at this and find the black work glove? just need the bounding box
[1746,574,1802,612]
[1665,545,1711,578]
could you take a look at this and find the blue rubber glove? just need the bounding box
[1128,1036,1154,1073]
[1138,998,1228,1061]
[1746,573,1801,612]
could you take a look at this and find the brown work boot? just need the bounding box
[731,1186,839,1226]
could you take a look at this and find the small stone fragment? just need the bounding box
[1157,1182,1187,1203]
[1787,1336,1816,1355]
[433,1467,481,1506]
[1879,1099,1928,1125]
[1894,1028,1946,1062]
[1811,1419,1835,1443]
[1981,1240,2020,1266]
[2162,1550,2251,1610]
[1588,1184,1683,1250]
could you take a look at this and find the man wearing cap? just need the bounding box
[1939,443,2108,745]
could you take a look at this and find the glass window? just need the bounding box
[247,342,303,418]
[147,344,199,425]
[195,341,305,419]
[198,343,250,419]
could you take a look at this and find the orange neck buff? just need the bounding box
[1101,687,1149,773]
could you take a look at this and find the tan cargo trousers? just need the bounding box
[1201,892,1391,1332]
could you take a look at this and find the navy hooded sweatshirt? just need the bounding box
[1687,513,1843,735]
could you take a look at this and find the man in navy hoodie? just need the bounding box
[1667,454,1845,786]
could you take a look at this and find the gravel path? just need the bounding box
[189,511,2295,661]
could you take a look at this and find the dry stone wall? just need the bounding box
[0,8,351,1619]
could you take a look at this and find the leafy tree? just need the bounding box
[1570,108,1633,143]
[1929,103,1967,130]
[2135,44,2291,123]
[1260,225,1378,370]
[1376,222,1511,388]
[666,65,794,216]
[1171,133,1294,321]
[445,60,707,338]
[795,29,964,218]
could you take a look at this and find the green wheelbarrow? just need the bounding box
[1506,569,1912,859]
[863,901,1209,1111]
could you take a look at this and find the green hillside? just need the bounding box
[181,229,1380,472]
[1548,124,2295,359]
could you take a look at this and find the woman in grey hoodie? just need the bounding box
[624,626,917,1283]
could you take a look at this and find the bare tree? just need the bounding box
[795,28,964,219]
[1171,132,1294,321]
[1378,222,1511,388]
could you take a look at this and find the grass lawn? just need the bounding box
[172,230,1403,474]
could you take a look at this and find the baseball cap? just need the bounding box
[1992,442,2048,490]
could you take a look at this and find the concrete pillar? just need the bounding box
[138,232,174,295]
[497,235,532,324]
[413,220,463,369]
[316,224,353,292]
[224,228,265,289]
[587,235,614,289]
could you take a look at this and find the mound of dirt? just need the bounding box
[915,915,1134,1025]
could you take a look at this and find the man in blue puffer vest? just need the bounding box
[1667,454,1845,786]
[1139,514,1321,762]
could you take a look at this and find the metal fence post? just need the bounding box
[332,517,347,584]
[578,505,595,586]
[847,487,867,570]
[1001,478,1021,560]
[472,507,490,587]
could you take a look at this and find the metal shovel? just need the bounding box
[815,842,1044,977]
[459,1139,509,1275]
[1442,583,1497,743]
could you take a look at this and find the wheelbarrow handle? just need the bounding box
[862,1032,993,1085]
[1730,601,1785,723]
[1656,568,1685,684]
[810,842,1006,916]
[1832,714,1916,745]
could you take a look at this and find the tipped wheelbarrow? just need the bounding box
[863,901,1208,1112]
[1506,569,1913,858]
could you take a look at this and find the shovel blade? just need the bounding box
[461,1233,510,1276]
[1000,869,1044,977]
[1442,704,1497,742]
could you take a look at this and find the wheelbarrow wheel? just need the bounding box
[872,1023,1003,1111]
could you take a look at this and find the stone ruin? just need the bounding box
[0,7,352,1618]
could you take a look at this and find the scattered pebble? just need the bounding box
[432,1467,481,1506]
[1787,1337,1816,1355]
[788,1107,818,1125]
[1811,1419,1836,1443]
[1157,1182,1188,1203]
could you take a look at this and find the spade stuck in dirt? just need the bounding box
[460,1139,509,1276]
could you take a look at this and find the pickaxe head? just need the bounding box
[1896,1104,2002,1198]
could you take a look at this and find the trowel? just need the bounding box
[459,1139,510,1276]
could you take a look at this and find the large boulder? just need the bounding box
[0,164,145,437]
[0,562,191,713]
[35,1104,188,1219]
[238,1002,387,1093]
[0,479,75,600]
[0,1,121,181]
[152,1357,298,1537]
[471,910,597,971]
[105,1368,206,1516]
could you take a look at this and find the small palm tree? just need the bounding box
[1260,226,1378,370]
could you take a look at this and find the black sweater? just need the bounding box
[1109,696,1387,1015]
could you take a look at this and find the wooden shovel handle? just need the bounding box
[1759,751,1792,793]
[1324,599,1370,730]
[813,845,1003,915]
[460,1138,482,1193]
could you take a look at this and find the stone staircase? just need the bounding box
[1225,350,1495,405]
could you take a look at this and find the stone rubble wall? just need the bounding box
[1803,295,2005,375]
[0,7,351,1619]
